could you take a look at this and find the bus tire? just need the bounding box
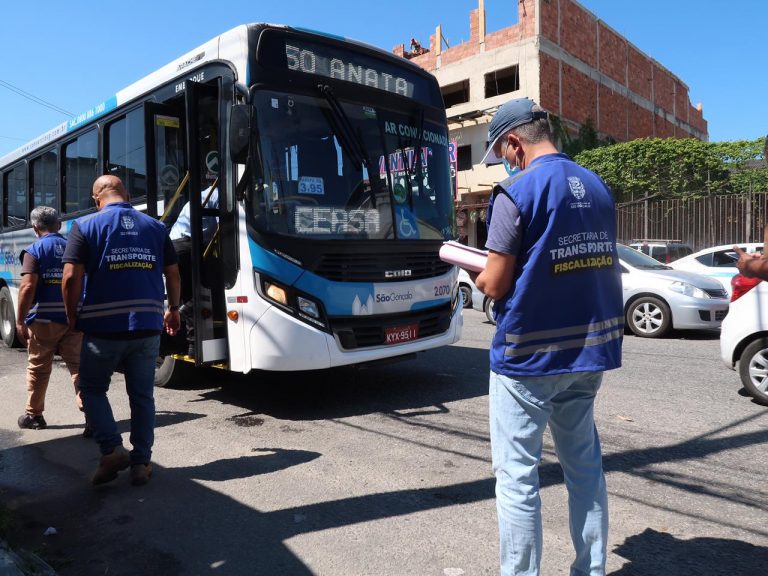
[0,286,19,348]
[155,355,190,388]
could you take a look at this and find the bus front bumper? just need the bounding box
[247,304,463,371]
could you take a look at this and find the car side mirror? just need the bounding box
[229,104,251,164]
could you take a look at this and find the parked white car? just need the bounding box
[670,243,763,296]
[456,268,478,309]
[720,274,768,404]
[455,268,493,322]
[618,244,729,337]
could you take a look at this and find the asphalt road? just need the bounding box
[1,310,766,576]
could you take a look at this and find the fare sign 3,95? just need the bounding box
[384,323,419,345]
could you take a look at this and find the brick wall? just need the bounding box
[599,25,626,86]
[539,52,560,114]
[561,64,597,125]
[627,47,653,100]
[628,103,653,140]
[560,0,597,68]
[599,85,627,140]
[540,0,707,141]
[653,66,675,115]
[539,0,559,42]
[399,0,707,141]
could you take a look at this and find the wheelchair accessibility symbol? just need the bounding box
[396,207,419,239]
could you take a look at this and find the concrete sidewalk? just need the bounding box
[0,541,56,576]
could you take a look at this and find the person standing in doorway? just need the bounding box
[474,98,623,576]
[169,181,219,355]
[16,206,86,433]
[62,175,181,487]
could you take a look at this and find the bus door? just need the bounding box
[146,80,228,366]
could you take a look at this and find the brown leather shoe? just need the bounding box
[92,446,130,486]
[130,463,153,486]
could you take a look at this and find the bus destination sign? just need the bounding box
[285,42,415,98]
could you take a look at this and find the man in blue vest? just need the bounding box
[16,206,85,432]
[62,175,181,487]
[474,98,623,576]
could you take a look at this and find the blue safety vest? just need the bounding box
[75,202,167,334]
[487,153,623,377]
[21,233,68,325]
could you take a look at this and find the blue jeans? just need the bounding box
[489,370,608,576]
[78,335,160,465]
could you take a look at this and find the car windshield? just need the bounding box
[618,244,671,269]
[247,90,454,241]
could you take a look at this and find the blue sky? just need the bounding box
[0,0,764,157]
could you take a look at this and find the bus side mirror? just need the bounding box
[229,105,251,164]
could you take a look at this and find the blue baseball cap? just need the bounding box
[480,98,548,165]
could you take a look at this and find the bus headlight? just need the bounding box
[256,271,330,331]
[297,296,320,319]
[265,282,289,305]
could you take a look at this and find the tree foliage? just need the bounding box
[573,137,768,204]
[550,116,614,157]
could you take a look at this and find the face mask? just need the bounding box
[503,158,520,177]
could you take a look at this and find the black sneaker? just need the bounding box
[18,414,47,430]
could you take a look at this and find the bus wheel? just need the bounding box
[154,355,190,388]
[0,286,19,348]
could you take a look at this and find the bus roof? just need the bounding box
[1,23,429,170]
[0,24,253,168]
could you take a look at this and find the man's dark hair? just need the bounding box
[509,105,552,144]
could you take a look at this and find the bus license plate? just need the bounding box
[384,323,419,345]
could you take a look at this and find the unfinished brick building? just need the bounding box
[394,0,708,245]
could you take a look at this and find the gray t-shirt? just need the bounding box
[485,192,522,256]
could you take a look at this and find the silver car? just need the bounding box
[618,244,729,337]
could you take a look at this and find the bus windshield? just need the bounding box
[247,90,454,241]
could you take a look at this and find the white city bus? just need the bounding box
[0,24,462,386]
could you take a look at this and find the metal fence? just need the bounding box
[616,191,768,251]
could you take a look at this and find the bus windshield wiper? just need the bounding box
[317,84,377,207]
[411,109,425,200]
[317,84,367,170]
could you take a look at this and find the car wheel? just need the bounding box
[484,298,496,325]
[459,285,473,309]
[738,338,768,405]
[626,296,671,338]
[0,286,19,348]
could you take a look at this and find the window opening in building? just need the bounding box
[457,145,473,171]
[441,80,470,108]
[485,65,519,98]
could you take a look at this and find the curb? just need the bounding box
[0,541,57,576]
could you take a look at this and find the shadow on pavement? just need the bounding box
[610,527,768,575]
[3,364,767,574]
[188,344,491,421]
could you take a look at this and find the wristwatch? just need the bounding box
[168,305,180,312]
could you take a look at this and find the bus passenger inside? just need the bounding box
[169,177,219,353]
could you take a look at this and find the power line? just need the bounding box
[0,79,74,117]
